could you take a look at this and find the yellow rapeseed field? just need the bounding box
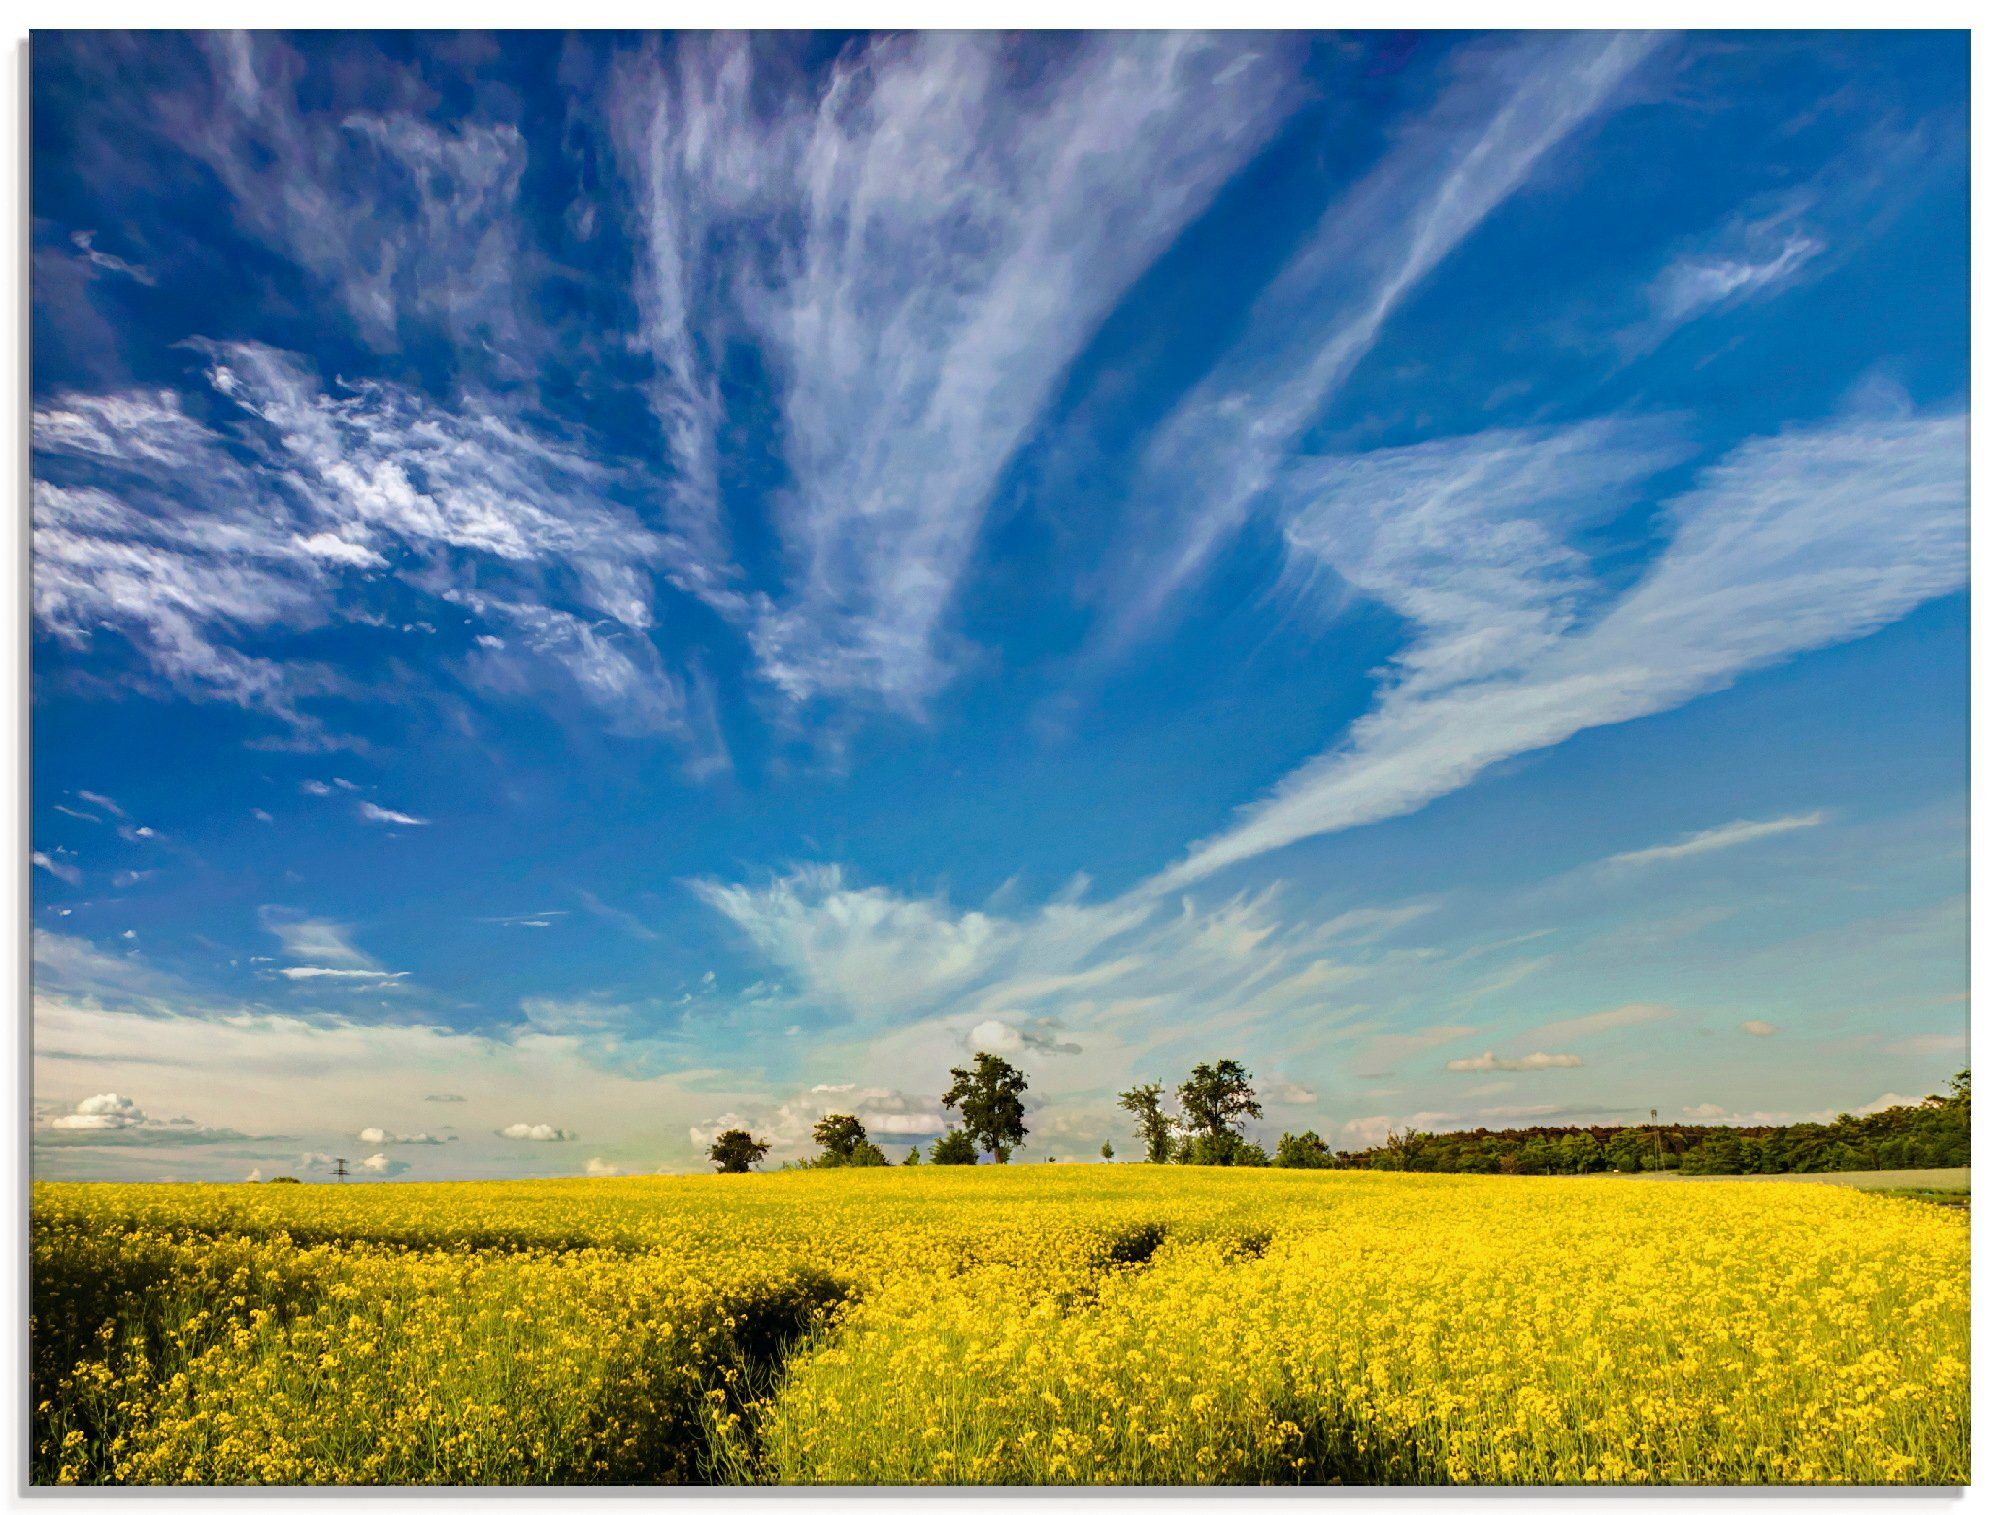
[30,1167,1968,1487]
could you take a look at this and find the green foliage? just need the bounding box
[265,1176,302,1185]
[707,1128,772,1174]
[1176,1131,1268,1167]
[1116,1082,1175,1164]
[1177,1061,1262,1141]
[942,1053,1029,1163]
[1100,1141,1115,1162]
[1336,1072,1971,1176]
[801,1114,888,1169]
[928,1129,979,1166]
[1273,1131,1336,1169]
[902,1146,923,1166]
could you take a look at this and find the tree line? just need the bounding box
[1332,1071,1970,1175]
[707,1054,1969,1177]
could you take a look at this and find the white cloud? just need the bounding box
[50,1092,144,1130]
[33,851,82,886]
[610,33,1303,710]
[1884,1033,1963,1056]
[357,1127,448,1145]
[169,34,533,364]
[1603,813,1826,869]
[261,911,374,968]
[1444,1051,1583,1073]
[1153,406,1967,889]
[276,967,408,982]
[296,531,388,568]
[77,789,126,817]
[689,1082,945,1157]
[1265,1078,1318,1106]
[1090,32,1663,662]
[1645,224,1823,337]
[584,1156,625,1177]
[40,1090,246,1146]
[1340,1111,1459,1147]
[32,339,710,746]
[497,1122,573,1142]
[694,864,1011,1018]
[358,1151,409,1176]
[965,1018,1082,1058]
[70,229,157,286]
[1740,1020,1781,1037]
[358,802,429,827]
[1532,1003,1674,1041]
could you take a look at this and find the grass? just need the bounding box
[31,1167,1969,1486]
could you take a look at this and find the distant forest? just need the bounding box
[1332,1071,1969,1175]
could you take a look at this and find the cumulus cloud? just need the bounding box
[1444,1050,1583,1073]
[965,1017,1082,1058]
[1264,1078,1318,1106]
[40,1091,248,1146]
[357,1127,449,1145]
[358,1152,409,1176]
[584,1156,625,1177]
[689,1082,945,1156]
[497,1121,573,1142]
[50,1092,145,1130]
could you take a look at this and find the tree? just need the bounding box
[1117,1082,1175,1164]
[929,1128,979,1165]
[902,1144,923,1165]
[808,1113,888,1168]
[707,1128,772,1174]
[1178,1060,1262,1141]
[942,1052,1029,1163]
[1100,1140,1115,1162]
[1179,1131,1268,1166]
[1273,1130,1335,1169]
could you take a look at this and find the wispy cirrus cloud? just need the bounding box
[1642,225,1823,341]
[32,342,716,749]
[1445,1050,1583,1073]
[1087,31,1664,662]
[1602,813,1826,869]
[1152,404,1967,890]
[165,32,535,366]
[69,229,157,287]
[357,802,428,828]
[610,32,1304,711]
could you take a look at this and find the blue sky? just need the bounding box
[31,30,1968,1179]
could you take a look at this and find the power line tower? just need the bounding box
[1649,1110,1663,1173]
[333,1156,349,1184]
